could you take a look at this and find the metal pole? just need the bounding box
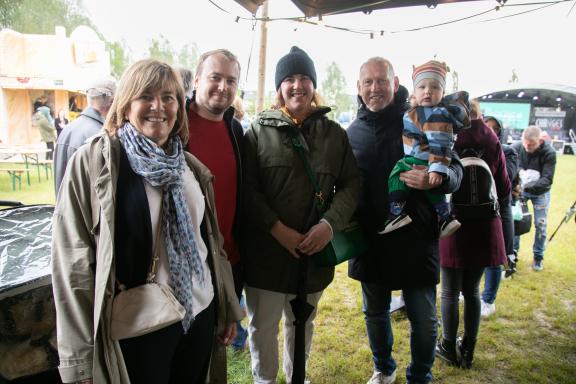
[256,1,268,114]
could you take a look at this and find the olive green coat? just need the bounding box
[242,108,361,294]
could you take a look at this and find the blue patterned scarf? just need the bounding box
[118,122,203,331]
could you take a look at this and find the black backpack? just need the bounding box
[451,149,500,220]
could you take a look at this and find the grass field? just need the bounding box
[1,154,574,384]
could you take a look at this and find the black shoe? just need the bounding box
[378,212,412,235]
[439,215,461,238]
[456,336,475,369]
[435,338,458,366]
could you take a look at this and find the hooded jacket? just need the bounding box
[346,87,463,289]
[242,107,361,294]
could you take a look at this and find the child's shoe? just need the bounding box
[378,212,412,235]
[439,215,461,238]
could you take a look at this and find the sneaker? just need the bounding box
[480,301,496,318]
[532,260,543,271]
[367,369,397,384]
[439,216,461,238]
[378,213,412,234]
[435,338,459,365]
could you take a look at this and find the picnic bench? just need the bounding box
[0,168,24,190]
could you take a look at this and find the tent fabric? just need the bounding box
[234,0,483,17]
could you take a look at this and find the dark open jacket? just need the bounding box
[346,87,463,289]
[187,95,245,263]
[512,140,556,196]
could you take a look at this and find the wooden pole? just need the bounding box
[256,1,268,114]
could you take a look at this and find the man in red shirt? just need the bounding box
[187,49,246,350]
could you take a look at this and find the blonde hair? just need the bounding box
[104,59,188,144]
[232,95,245,120]
[271,90,325,110]
[469,99,481,120]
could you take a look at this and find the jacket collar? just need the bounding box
[259,106,331,128]
[81,106,106,124]
[355,84,409,121]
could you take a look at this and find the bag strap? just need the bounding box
[285,126,326,214]
[146,197,164,284]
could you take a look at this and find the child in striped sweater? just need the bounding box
[379,60,469,238]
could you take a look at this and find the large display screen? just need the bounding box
[479,102,531,130]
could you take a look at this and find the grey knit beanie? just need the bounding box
[274,46,317,91]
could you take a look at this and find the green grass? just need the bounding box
[227,155,576,384]
[0,162,56,205]
[2,156,574,384]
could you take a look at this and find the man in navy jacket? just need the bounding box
[346,57,463,384]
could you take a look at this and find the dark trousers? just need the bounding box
[120,299,215,384]
[46,141,54,160]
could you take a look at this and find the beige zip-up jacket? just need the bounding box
[51,132,243,383]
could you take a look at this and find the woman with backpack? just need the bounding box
[435,100,511,369]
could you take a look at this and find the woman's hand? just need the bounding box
[297,221,333,256]
[400,164,435,190]
[270,221,305,258]
[217,322,237,346]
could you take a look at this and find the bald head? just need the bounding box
[357,57,399,112]
[522,125,543,153]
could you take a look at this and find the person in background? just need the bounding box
[53,78,116,195]
[346,57,463,384]
[177,67,194,102]
[51,59,242,384]
[243,46,360,384]
[232,95,250,131]
[512,125,556,271]
[436,100,510,369]
[186,49,247,352]
[32,106,57,160]
[480,116,519,318]
[54,108,69,137]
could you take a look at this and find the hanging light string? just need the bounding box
[208,0,573,37]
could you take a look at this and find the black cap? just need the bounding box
[274,46,317,91]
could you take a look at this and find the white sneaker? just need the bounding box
[367,369,397,384]
[481,301,496,318]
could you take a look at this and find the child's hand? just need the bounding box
[428,172,443,186]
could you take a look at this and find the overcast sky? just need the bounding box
[82,0,576,96]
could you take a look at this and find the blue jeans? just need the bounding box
[481,266,502,304]
[482,198,512,304]
[361,283,437,384]
[514,192,550,261]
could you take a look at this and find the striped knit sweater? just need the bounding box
[402,97,469,175]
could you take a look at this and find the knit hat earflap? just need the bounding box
[275,46,317,91]
[412,60,449,89]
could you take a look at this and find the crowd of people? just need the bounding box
[49,46,557,384]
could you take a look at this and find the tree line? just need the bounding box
[0,0,356,121]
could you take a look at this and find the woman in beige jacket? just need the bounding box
[51,59,243,384]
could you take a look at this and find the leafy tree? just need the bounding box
[148,35,175,65]
[0,0,95,35]
[320,61,354,121]
[177,42,199,73]
[107,39,130,79]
